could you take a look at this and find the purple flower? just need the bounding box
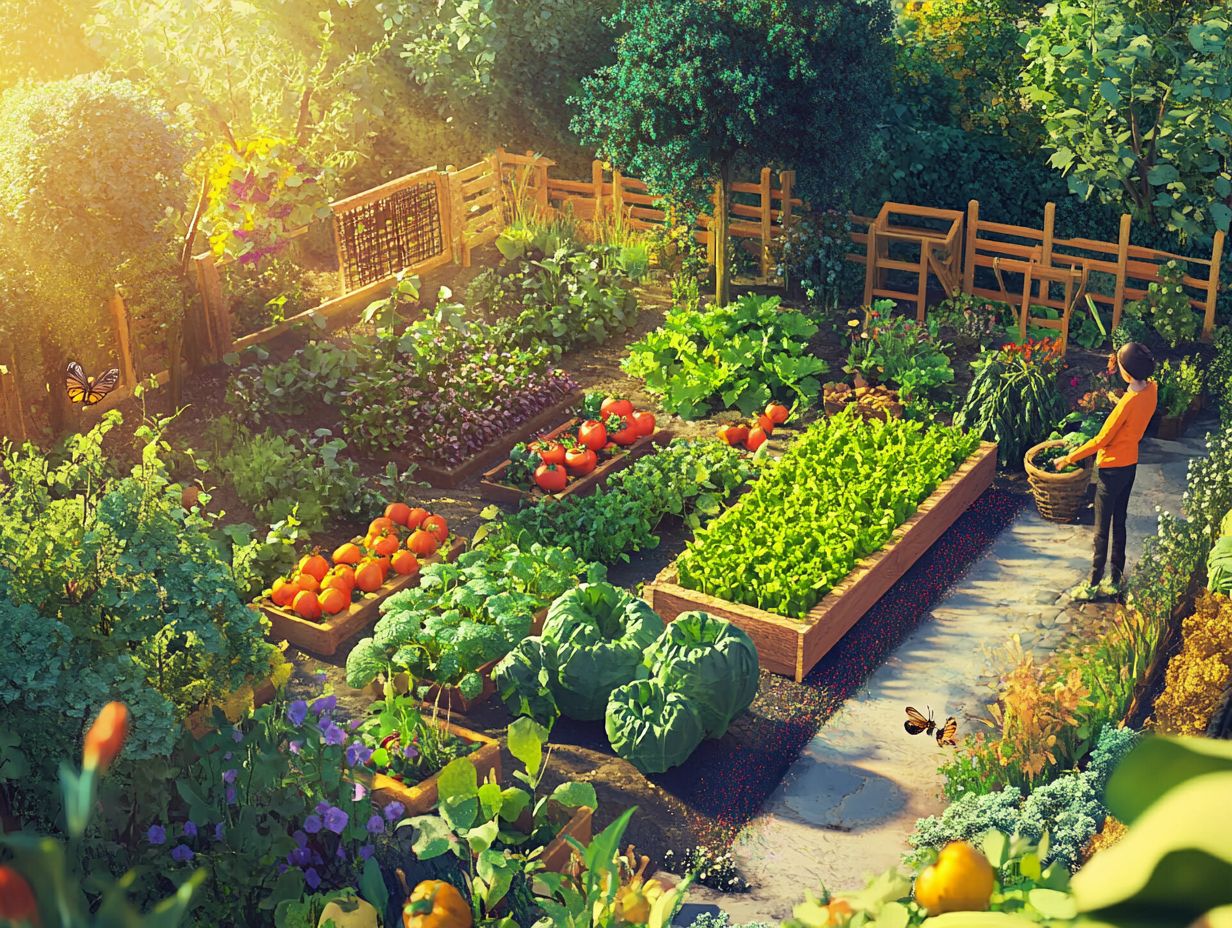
[303,814,323,834]
[383,801,405,822]
[345,742,373,767]
[289,846,312,867]
[170,844,194,863]
[304,867,321,890]
[147,825,167,846]
[335,844,347,860]
[182,820,198,839]
[323,806,349,835]
[316,801,330,814]
[311,695,337,716]
[289,740,302,755]
[225,786,237,804]
[293,829,308,847]
[403,744,419,760]
[231,729,243,743]
[286,700,308,726]
[322,723,346,747]
[366,814,384,835]
[223,752,233,762]
[213,823,225,842]
[353,782,368,803]
[222,768,238,785]
[359,844,375,861]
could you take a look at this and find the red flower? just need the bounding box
[82,702,129,774]
[0,867,39,925]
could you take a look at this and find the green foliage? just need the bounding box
[623,294,827,419]
[677,410,981,618]
[346,543,605,691]
[605,679,707,775]
[1023,0,1232,239]
[481,439,753,565]
[0,0,100,89]
[357,693,477,783]
[776,210,865,315]
[0,412,273,827]
[1156,355,1204,418]
[223,255,316,337]
[1208,534,1232,595]
[1123,261,1202,348]
[844,301,956,401]
[954,342,1067,467]
[1208,326,1232,418]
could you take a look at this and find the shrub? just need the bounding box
[1152,592,1232,737]
[1123,261,1201,349]
[844,301,956,402]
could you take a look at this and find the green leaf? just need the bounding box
[408,815,455,859]
[549,781,597,810]
[467,817,501,853]
[1099,80,1122,106]
[507,715,548,777]
[1105,737,1232,825]
[437,756,480,804]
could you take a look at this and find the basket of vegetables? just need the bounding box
[1024,437,1093,523]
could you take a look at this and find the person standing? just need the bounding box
[1052,342,1158,601]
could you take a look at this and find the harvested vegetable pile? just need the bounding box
[675,408,981,618]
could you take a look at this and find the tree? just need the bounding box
[1023,0,1232,239]
[0,74,189,431]
[571,0,894,305]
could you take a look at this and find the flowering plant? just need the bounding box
[843,300,955,401]
[1124,260,1200,348]
[1153,592,1232,736]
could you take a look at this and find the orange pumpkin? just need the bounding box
[298,552,330,582]
[319,586,349,616]
[271,577,299,607]
[294,572,321,594]
[385,502,412,526]
[369,516,394,535]
[405,507,429,530]
[333,542,363,566]
[372,532,400,557]
[391,550,421,577]
[403,880,471,928]
[408,529,439,557]
[421,515,448,542]
[292,590,322,620]
[355,560,384,593]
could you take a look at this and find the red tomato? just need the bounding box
[757,413,775,434]
[600,397,634,420]
[565,447,597,476]
[630,410,656,437]
[610,417,639,446]
[746,427,768,451]
[766,402,790,425]
[717,424,749,446]
[577,420,608,451]
[531,439,567,466]
[534,463,569,493]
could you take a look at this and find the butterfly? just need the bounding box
[935,716,959,747]
[905,706,959,746]
[66,362,120,406]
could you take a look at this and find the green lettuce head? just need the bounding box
[606,679,706,774]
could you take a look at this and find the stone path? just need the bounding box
[678,422,1216,924]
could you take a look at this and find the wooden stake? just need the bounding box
[108,289,137,387]
[963,199,979,295]
[759,167,772,281]
[1204,230,1224,340]
[1112,213,1132,330]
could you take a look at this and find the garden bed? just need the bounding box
[539,805,594,874]
[369,719,502,816]
[411,390,584,488]
[257,537,468,656]
[646,441,998,681]
[479,419,672,504]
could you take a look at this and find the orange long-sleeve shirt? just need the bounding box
[1069,381,1158,468]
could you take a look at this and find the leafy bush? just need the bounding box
[677,410,981,618]
[345,543,605,696]
[0,412,274,827]
[1155,356,1204,419]
[775,210,864,314]
[1152,591,1232,736]
[1123,261,1202,348]
[223,254,315,337]
[953,338,1067,467]
[844,301,956,401]
[623,294,827,418]
[483,439,753,565]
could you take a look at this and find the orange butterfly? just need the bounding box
[66,362,120,406]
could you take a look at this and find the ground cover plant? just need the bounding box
[676,409,981,618]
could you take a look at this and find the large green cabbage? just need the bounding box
[1207,535,1232,595]
[606,679,706,774]
[644,612,759,737]
[492,638,561,727]
[544,583,664,720]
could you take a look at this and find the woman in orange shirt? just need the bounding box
[1053,342,1157,601]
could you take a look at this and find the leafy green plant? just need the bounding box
[1123,261,1201,349]
[1155,355,1204,418]
[345,543,605,696]
[776,209,864,314]
[482,439,753,565]
[623,293,827,418]
[356,693,477,784]
[677,410,981,618]
[844,301,956,401]
[605,679,706,776]
[1207,512,1232,595]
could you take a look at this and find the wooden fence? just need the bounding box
[0,147,1226,441]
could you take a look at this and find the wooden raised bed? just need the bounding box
[413,390,583,489]
[646,441,998,681]
[258,537,467,656]
[369,720,501,816]
[479,420,672,505]
[540,805,593,874]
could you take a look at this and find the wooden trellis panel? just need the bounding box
[332,168,453,291]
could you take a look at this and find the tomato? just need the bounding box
[408,530,439,557]
[745,427,768,451]
[405,507,430,530]
[577,420,607,451]
[610,417,639,446]
[630,410,656,437]
[600,397,634,420]
[717,424,749,446]
[565,447,597,476]
[534,463,569,493]
[422,514,448,541]
[531,439,567,466]
[766,402,790,425]
[757,413,776,434]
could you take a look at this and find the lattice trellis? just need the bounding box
[334,178,447,291]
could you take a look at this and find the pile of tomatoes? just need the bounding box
[519,396,656,494]
[716,402,791,452]
[267,502,451,621]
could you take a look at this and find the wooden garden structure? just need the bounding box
[0,147,1226,441]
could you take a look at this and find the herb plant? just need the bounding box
[1155,355,1204,418]
[1123,260,1200,348]
[623,293,827,418]
[676,410,981,618]
[844,301,955,401]
[356,693,476,784]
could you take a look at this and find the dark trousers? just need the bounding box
[1091,464,1137,584]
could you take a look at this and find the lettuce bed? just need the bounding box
[675,409,981,619]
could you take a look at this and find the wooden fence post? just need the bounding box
[532,151,549,214]
[863,223,878,306]
[107,289,138,386]
[491,148,507,227]
[963,200,980,295]
[759,167,773,281]
[779,170,794,231]
[1112,213,1132,330]
[193,253,233,361]
[0,348,28,443]
[1204,229,1225,340]
[592,160,605,224]
[612,169,625,221]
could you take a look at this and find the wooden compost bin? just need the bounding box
[646,441,998,681]
[258,537,467,656]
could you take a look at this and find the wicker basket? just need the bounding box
[1024,440,1093,523]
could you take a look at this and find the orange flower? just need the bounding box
[0,866,39,925]
[82,702,130,774]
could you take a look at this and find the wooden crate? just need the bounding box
[259,537,467,656]
[539,806,594,874]
[413,390,583,489]
[646,442,997,681]
[369,720,501,816]
[479,420,672,504]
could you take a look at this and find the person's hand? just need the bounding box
[1053,456,1071,471]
